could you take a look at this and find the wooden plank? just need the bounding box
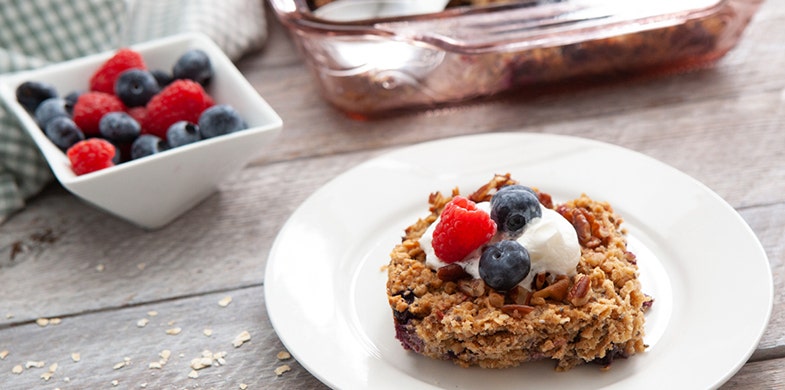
[0,151,376,326]
[721,356,785,389]
[0,282,780,389]
[0,285,328,389]
[742,203,785,354]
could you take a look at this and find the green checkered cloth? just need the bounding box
[0,0,267,223]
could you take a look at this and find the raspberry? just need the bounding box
[126,106,148,125]
[89,48,146,94]
[66,138,116,175]
[142,79,214,138]
[72,92,125,136]
[432,196,497,263]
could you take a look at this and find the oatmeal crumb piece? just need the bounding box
[188,370,199,379]
[190,357,213,370]
[36,318,50,327]
[41,371,53,381]
[50,318,62,325]
[147,311,158,317]
[6,313,13,319]
[113,358,131,370]
[274,364,291,376]
[137,318,149,327]
[159,350,171,361]
[0,350,8,359]
[239,385,247,390]
[165,327,182,335]
[49,363,58,372]
[26,360,45,368]
[71,352,80,362]
[111,379,119,386]
[12,365,23,374]
[218,296,232,307]
[276,351,291,360]
[141,384,147,388]
[96,264,105,272]
[232,331,251,348]
[203,328,213,337]
[214,351,227,366]
[148,362,162,369]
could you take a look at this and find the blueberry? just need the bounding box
[99,112,141,143]
[490,185,542,236]
[34,97,70,129]
[131,134,168,160]
[64,90,83,115]
[16,81,58,113]
[151,69,174,88]
[166,121,201,148]
[198,105,246,138]
[44,117,84,151]
[115,69,160,107]
[479,240,531,291]
[172,49,213,86]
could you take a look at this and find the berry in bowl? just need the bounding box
[0,33,283,229]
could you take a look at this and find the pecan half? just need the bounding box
[567,274,591,306]
[530,278,570,305]
[437,263,470,282]
[501,304,535,318]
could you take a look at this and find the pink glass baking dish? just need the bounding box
[270,0,762,117]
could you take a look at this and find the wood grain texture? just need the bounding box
[0,286,327,389]
[2,0,784,388]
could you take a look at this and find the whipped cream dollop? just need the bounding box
[420,202,580,290]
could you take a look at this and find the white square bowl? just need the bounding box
[0,33,283,229]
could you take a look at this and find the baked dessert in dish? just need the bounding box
[386,173,651,370]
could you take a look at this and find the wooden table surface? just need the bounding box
[2,1,784,389]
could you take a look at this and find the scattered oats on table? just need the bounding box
[71,352,80,362]
[165,327,182,335]
[137,318,149,327]
[276,350,291,360]
[218,296,232,307]
[0,350,8,359]
[36,318,49,327]
[274,364,291,376]
[232,330,251,347]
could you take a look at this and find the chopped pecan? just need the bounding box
[530,278,570,305]
[458,278,486,297]
[533,272,549,291]
[537,192,553,209]
[572,212,593,246]
[437,263,470,282]
[501,304,535,318]
[567,274,591,306]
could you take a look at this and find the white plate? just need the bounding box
[264,133,772,389]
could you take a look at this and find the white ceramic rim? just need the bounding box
[265,132,772,390]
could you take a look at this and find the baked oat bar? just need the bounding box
[386,173,650,370]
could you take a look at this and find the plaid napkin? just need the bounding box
[0,0,268,223]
